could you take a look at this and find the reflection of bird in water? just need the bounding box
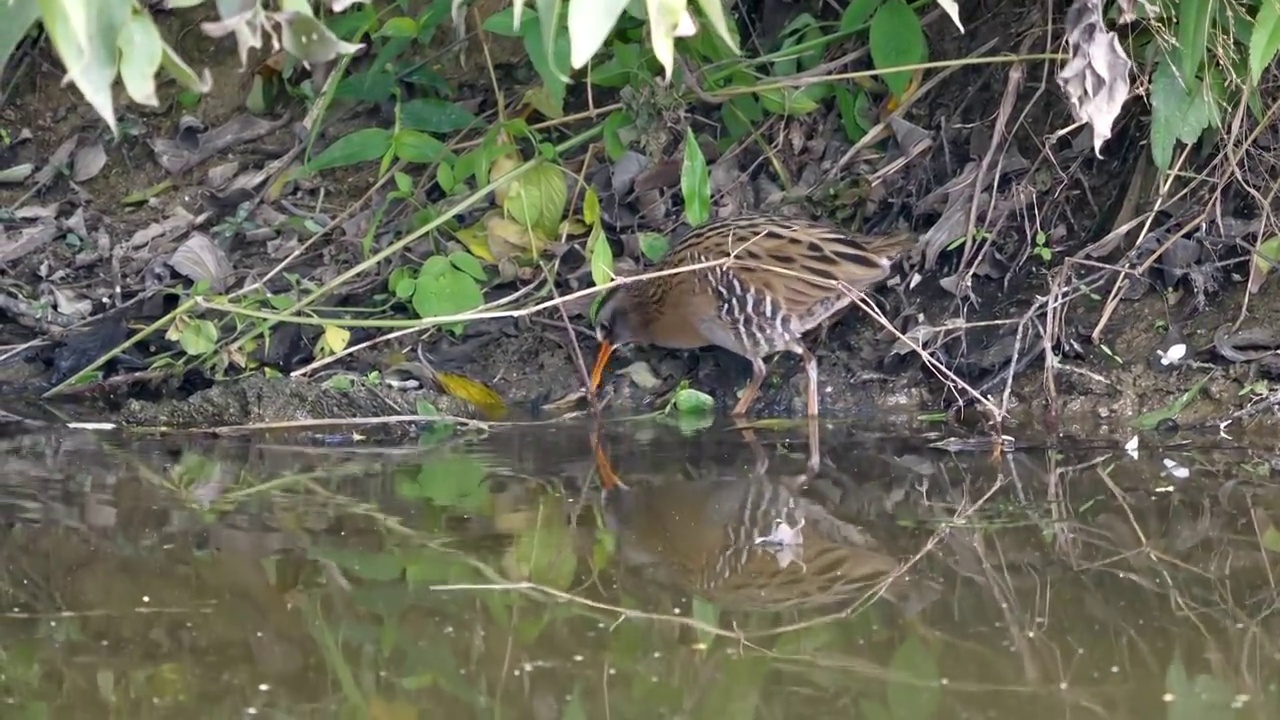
[594,456,896,613]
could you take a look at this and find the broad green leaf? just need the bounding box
[118,12,164,107]
[568,0,630,68]
[638,232,669,261]
[869,0,926,99]
[681,128,710,226]
[178,319,218,356]
[0,1,40,82]
[481,7,532,36]
[394,129,449,164]
[535,0,569,83]
[1149,57,1186,171]
[505,162,568,237]
[306,128,392,172]
[1176,0,1211,82]
[691,597,719,647]
[1250,0,1280,84]
[835,86,869,143]
[520,19,571,116]
[413,255,485,330]
[449,251,488,281]
[400,98,477,133]
[39,0,130,133]
[840,0,883,32]
[673,386,714,413]
[887,634,940,720]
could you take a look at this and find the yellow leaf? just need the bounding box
[435,371,508,420]
[491,132,522,205]
[484,212,548,260]
[322,324,350,355]
[455,223,497,263]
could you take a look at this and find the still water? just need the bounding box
[0,418,1276,719]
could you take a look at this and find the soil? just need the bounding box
[2,0,1279,439]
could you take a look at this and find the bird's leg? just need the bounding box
[798,345,820,418]
[731,357,768,416]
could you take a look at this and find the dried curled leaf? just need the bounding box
[169,232,233,292]
[1057,0,1132,156]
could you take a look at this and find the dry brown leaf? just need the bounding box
[169,232,234,292]
[1057,0,1132,157]
[72,141,107,183]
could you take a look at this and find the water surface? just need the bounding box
[0,419,1275,719]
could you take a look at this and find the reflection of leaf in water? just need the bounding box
[693,655,769,720]
[505,498,577,590]
[772,623,838,656]
[310,546,404,582]
[397,454,490,513]
[888,634,940,720]
[1165,653,1236,720]
[691,597,719,649]
[562,685,587,720]
[404,546,479,587]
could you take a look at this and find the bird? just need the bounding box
[589,213,915,416]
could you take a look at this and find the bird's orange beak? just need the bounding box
[589,340,615,396]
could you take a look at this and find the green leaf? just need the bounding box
[1250,0,1280,84]
[39,0,130,133]
[535,0,568,80]
[638,232,669,261]
[693,0,741,55]
[412,255,485,332]
[888,634,940,720]
[437,162,456,193]
[505,162,568,237]
[377,16,419,38]
[1149,55,1212,170]
[835,86,869,143]
[568,0,630,68]
[584,187,602,225]
[117,12,163,107]
[394,129,449,164]
[602,110,634,160]
[178,319,218,356]
[589,224,614,286]
[0,0,39,79]
[869,0,926,99]
[307,128,392,173]
[449,251,488,281]
[841,0,884,32]
[691,597,719,648]
[673,386,714,414]
[1176,0,1211,82]
[757,86,823,115]
[400,98,478,133]
[681,128,710,227]
[482,7,532,36]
